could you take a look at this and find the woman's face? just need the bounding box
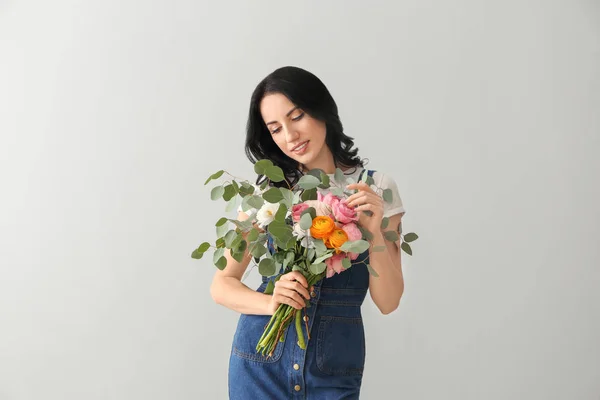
[260,93,330,172]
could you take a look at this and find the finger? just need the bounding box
[275,291,303,309]
[278,278,311,299]
[282,271,309,288]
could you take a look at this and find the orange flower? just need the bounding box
[310,216,335,240]
[326,229,349,253]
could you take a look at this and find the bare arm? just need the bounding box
[209,210,274,315]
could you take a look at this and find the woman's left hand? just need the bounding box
[345,182,384,236]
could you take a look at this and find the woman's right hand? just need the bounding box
[266,271,312,315]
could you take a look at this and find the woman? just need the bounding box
[210,66,406,399]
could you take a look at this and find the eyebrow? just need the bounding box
[265,106,299,126]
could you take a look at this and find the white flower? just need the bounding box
[256,202,280,228]
[292,223,315,248]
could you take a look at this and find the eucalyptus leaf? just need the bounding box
[342,257,351,269]
[216,222,229,238]
[339,239,370,254]
[365,175,375,186]
[298,175,321,190]
[263,187,284,203]
[312,239,327,255]
[223,184,237,201]
[247,228,259,242]
[249,242,267,258]
[331,187,345,198]
[384,231,400,242]
[404,232,419,243]
[223,230,237,248]
[401,242,413,255]
[210,185,225,201]
[283,252,295,268]
[254,159,273,175]
[382,188,393,203]
[309,262,326,274]
[380,217,389,229]
[319,171,330,188]
[299,213,313,230]
[314,253,333,264]
[204,170,224,185]
[366,263,379,277]
[300,188,317,201]
[216,217,228,227]
[301,207,317,221]
[225,196,237,212]
[334,168,345,184]
[274,203,288,222]
[215,256,227,270]
[238,182,255,196]
[306,248,316,261]
[259,258,277,276]
[265,165,285,182]
[358,227,373,241]
[247,195,264,209]
[280,188,294,208]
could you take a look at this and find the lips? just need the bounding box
[292,140,309,152]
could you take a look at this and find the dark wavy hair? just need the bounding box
[244,66,366,189]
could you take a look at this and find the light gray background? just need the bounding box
[1,1,599,399]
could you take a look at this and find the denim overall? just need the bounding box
[228,169,374,400]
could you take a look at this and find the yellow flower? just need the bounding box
[310,216,335,240]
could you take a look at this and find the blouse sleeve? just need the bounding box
[374,171,406,218]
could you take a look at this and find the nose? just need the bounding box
[284,125,299,142]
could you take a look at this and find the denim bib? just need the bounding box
[228,169,375,399]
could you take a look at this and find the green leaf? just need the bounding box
[263,187,284,203]
[213,248,226,269]
[301,207,317,221]
[299,213,313,230]
[365,175,375,186]
[274,203,287,222]
[382,188,393,203]
[216,217,228,227]
[215,237,225,248]
[298,175,321,190]
[247,228,259,242]
[372,245,387,252]
[309,262,326,274]
[366,264,379,277]
[401,242,413,255]
[331,187,345,198]
[223,184,237,201]
[254,159,273,175]
[215,256,227,270]
[300,188,318,201]
[306,248,316,261]
[283,252,295,268]
[380,217,389,229]
[216,221,229,238]
[312,239,327,255]
[247,195,264,209]
[249,242,267,258]
[404,232,419,243]
[334,168,346,184]
[238,182,255,196]
[259,258,277,276]
[210,185,225,200]
[339,239,370,254]
[259,179,269,190]
[384,231,400,242]
[280,188,294,208]
[223,230,237,248]
[358,226,373,241]
[319,171,330,188]
[204,170,224,185]
[268,220,293,239]
[264,279,275,295]
[342,257,351,269]
[314,253,333,264]
[191,241,211,259]
[265,165,285,182]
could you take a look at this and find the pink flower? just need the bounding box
[342,223,362,260]
[333,199,358,224]
[320,192,341,209]
[303,200,332,217]
[325,253,347,278]
[291,203,309,222]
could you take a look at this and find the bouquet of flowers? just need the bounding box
[192,160,418,357]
